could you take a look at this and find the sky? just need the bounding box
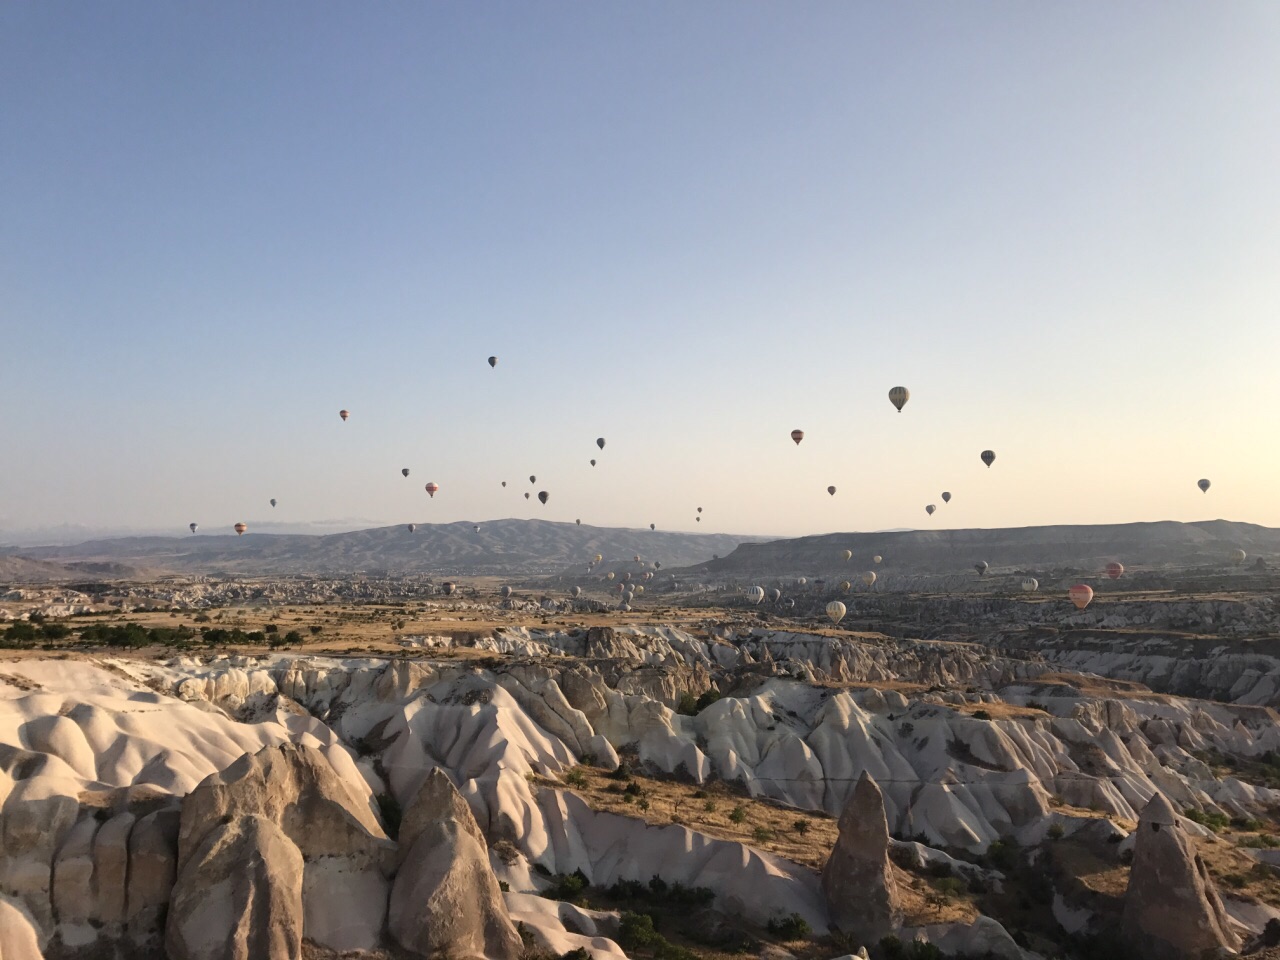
[3,3,1279,543]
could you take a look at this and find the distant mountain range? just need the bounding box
[0,519,752,578]
[694,520,1277,577]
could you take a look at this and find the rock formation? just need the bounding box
[821,771,901,943]
[1120,793,1242,959]
[167,814,304,960]
[388,768,523,960]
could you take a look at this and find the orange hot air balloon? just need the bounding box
[339,410,350,421]
[234,523,247,536]
[425,483,439,498]
[1068,584,1094,610]
[790,429,804,445]
[1105,562,1124,580]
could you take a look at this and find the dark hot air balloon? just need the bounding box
[234,523,247,536]
[339,410,349,421]
[941,492,951,503]
[926,504,936,515]
[538,491,549,505]
[791,429,804,445]
[402,469,410,478]
[488,356,497,368]
[189,523,198,533]
[270,499,277,508]
[596,438,606,450]
[828,486,836,496]
[888,386,909,412]
[1198,479,1211,493]
[408,523,416,532]
[981,450,996,467]
[975,561,989,576]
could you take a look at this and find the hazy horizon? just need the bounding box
[4,4,1278,539]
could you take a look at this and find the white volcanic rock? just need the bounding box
[166,815,304,960]
[388,768,523,960]
[0,892,44,960]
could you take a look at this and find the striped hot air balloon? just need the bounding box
[888,386,910,412]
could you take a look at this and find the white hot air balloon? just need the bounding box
[862,571,877,587]
[189,523,198,534]
[825,601,846,624]
[747,586,765,604]
[1233,548,1248,565]
[1021,578,1038,592]
[872,555,882,564]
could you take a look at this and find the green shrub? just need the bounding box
[1184,807,1231,832]
[618,912,660,949]
[972,709,992,721]
[675,692,699,716]
[499,880,510,892]
[1047,823,1065,840]
[545,870,589,902]
[564,768,588,788]
[753,826,774,843]
[793,819,810,835]
[729,805,747,824]
[766,913,810,940]
[985,839,1020,870]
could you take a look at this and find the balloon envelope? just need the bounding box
[790,429,804,445]
[500,585,513,598]
[402,469,410,477]
[747,586,765,604]
[975,561,989,576]
[538,491,549,504]
[981,450,996,467]
[1106,562,1124,580]
[1233,548,1248,564]
[828,486,837,496]
[862,571,877,587]
[441,582,456,596]
[840,580,852,592]
[407,524,416,533]
[571,586,582,598]
[607,572,615,580]
[888,386,909,412]
[590,459,596,466]
[926,504,936,515]
[842,549,853,561]
[1021,578,1038,592]
[768,588,781,603]
[529,475,537,484]
[596,438,606,450]
[1068,584,1094,609]
[826,601,846,624]
[524,492,530,499]
[488,356,497,368]
[1198,479,1211,492]
[189,523,198,533]
[270,499,276,508]
[425,483,439,498]
[873,555,882,564]
[234,523,247,536]
[339,410,349,421]
[941,492,951,503]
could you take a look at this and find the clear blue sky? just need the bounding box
[3,3,1279,541]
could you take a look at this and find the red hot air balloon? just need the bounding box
[791,430,804,445]
[425,483,439,498]
[339,410,350,421]
[1106,562,1124,580]
[1068,584,1094,609]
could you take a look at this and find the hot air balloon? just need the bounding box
[783,598,795,610]
[425,483,439,498]
[634,555,642,563]
[842,549,853,562]
[189,523,198,533]
[828,486,837,496]
[926,504,936,516]
[590,459,596,467]
[488,356,497,368]
[696,517,701,522]
[623,573,632,582]
[234,523,247,536]
[441,582,456,596]
[529,475,537,484]
[270,499,277,508]
[408,524,416,533]
[872,555,882,564]
[538,491,549,505]
[941,492,951,503]
[402,469,410,478]
[634,585,644,595]
[826,601,846,624]
[339,410,349,421]
[797,577,808,586]
[596,438,606,450]
[606,572,615,581]
[649,523,655,530]
[473,525,480,533]
[1068,584,1093,610]
[619,604,631,613]
[790,429,804,445]
[500,585,513,598]
[654,562,661,570]
[571,586,582,598]
[524,492,530,500]
[888,386,909,412]
[1021,578,1038,592]
[501,481,507,487]
[1233,548,1248,564]
[1198,479,1211,493]
[975,561,989,576]
[576,519,581,525]
[747,586,765,604]
[981,450,996,468]
[862,571,877,587]
[840,580,852,592]
[593,554,603,564]
[1105,562,1124,580]
[697,507,703,513]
